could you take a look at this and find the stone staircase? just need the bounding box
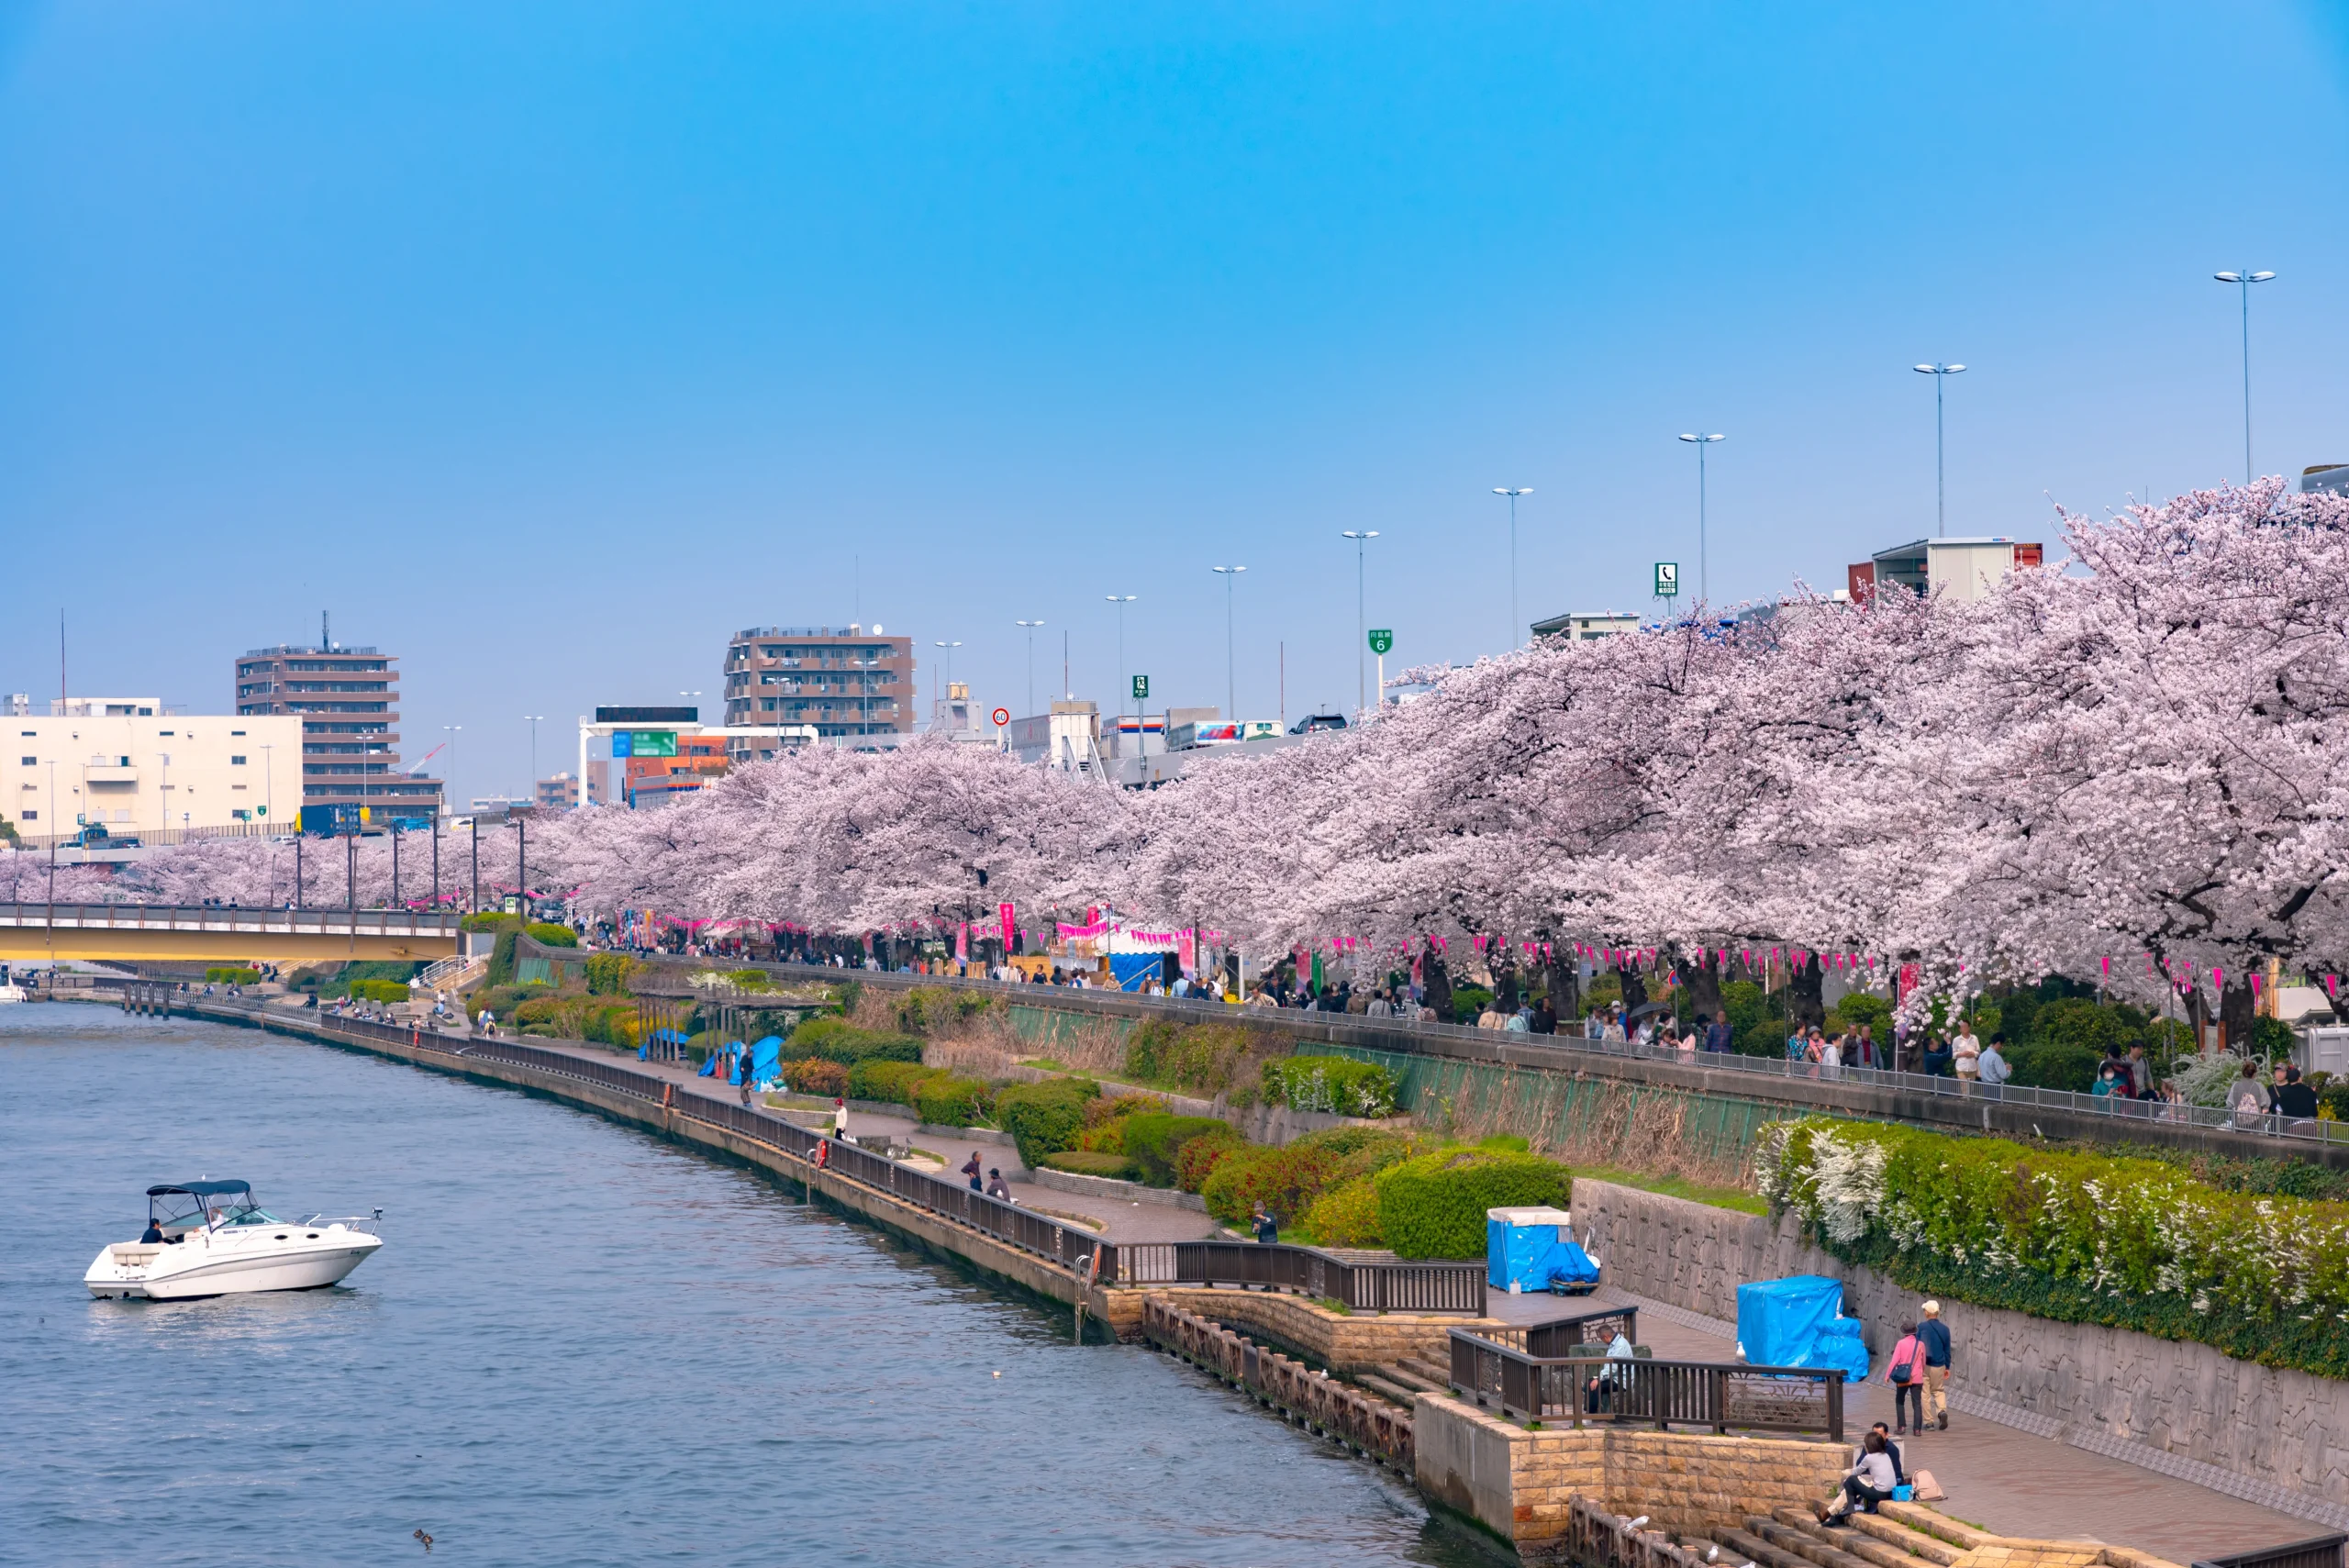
[1354,1351,1451,1408]
[1706,1502,2182,1568]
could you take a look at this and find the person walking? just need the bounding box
[1704,1012,1732,1054]
[1250,1201,1278,1244]
[1885,1321,1926,1435]
[1977,1035,2011,1097]
[1952,1021,1981,1092]
[832,1096,850,1140]
[2229,1060,2272,1129]
[1917,1300,1953,1429]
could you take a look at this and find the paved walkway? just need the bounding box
[509,1036,1219,1244]
[1488,1283,2312,1563]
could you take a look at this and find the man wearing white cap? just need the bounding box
[1917,1300,1953,1429]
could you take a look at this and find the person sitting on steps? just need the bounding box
[1815,1430,1898,1524]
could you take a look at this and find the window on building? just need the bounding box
[230,755,248,765]
[18,756,32,766]
[19,810,32,820]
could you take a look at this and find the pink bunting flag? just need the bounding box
[2213,966,2225,992]
[2100,956,2110,978]
[2326,974,2338,999]
[2252,973,2263,1000]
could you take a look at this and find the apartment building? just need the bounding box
[724,626,913,736]
[234,633,445,828]
[3,707,302,839]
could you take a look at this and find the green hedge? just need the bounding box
[995,1078,1099,1168]
[913,1074,994,1129]
[485,929,520,986]
[347,978,411,1004]
[1373,1149,1571,1260]
[1200,1142,1347,1226]
[1120,1114,1235,1187]
[460,912,520,933]
[2003,1040,2101,1092]
[848,1060,935,1102]
[1175,1128,1246,1192]
[584,953,636,996]
[1042,1150,1139,1180]
[786,1017,923,1066]
[1758,1117,2349,1380]
[526,922,577,948]
[1263,1056,1398,1118]
[204,966,261,985]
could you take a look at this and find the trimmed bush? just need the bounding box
[460,912,520,933]
[526,922,577,948]
[485,929,520,986]
[782,1058,849,1096]
[2003,1040,2100,1092]
[1041,1150,1139,1180]
[1121,1113,1237,1187]
[1201,1142,1347,1226]
[1303,1175,1384,1247]
[895,986,996,1035]
[205,966,262,985]
[1174,1127,1245,1193]
[349,978,411,1005]
[1075,1120,1129,1155]
[848,1059,935,1103]
[1262,1055,1398,1118]
[787,1017,923,1066]
[995,1078,1099,1168]
[584,953,637,995]
[512,995,563,1025]
[1122,1018,1277,1095]
[1374,1149,1571,1260]
[1759,1116,2349,1380]
[913,1074,994,1129]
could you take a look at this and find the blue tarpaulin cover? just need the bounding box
[1486,1207,1602,1293]
[1736,1274,1869,1379]
[748,1035,783,1085]
[1109,954,1166,991]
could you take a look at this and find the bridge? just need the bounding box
[0,903,462,963]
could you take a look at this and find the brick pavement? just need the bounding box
[1486,1283,2314,1562]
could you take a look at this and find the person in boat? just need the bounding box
[141,1216,164,1244]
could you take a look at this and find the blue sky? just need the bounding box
[2,3,2344,803]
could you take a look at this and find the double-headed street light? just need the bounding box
[1340,530,1379,717]
[1014,619,1045,717]
[2214,268,2277,484]
[1209,566,1246,723]
[523,717,544,804]
[1911,364,1965,536]
[931,641,962,729]
[1490,488,1531,648]
[1675,434,1724,606]
[1105,596,1137,718]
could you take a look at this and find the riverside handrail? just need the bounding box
[2193,1536,2349,1568]
[1474,1304,1639,1358]
[230,1003,1486,1311]
[700,956,2349,1150]
[1447,1326,1844,1439]
[0,902,462,936]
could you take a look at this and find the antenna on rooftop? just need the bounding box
[322,610,331,651]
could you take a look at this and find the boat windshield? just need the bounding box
[147,1181,262,1233]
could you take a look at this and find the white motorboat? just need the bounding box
[85,1180,383,1300]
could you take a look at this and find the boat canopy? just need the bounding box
[147,1181,253,1198]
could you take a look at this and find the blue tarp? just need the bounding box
[1486,1208,1602,1294]
[1736,1274,1870,1380]
[747,1035,783,1086]
[1109,953,1166,991]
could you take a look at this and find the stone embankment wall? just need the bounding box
[1412,1392,1846,1562]
[1571,1178,2349,1518]
[1149,1285,1500,1373]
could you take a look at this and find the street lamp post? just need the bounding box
[1105,596,1137,719]
[523,717,544,807]
[1675,435,1724,606]
[1014,620,1044,717]
[1911,365,1965,536]
[2214,269,2277,484]
[260,742,273,827]
[1210,566,1246,722]
[932,641,962,730]
[1340,530,1379,717]
[440,726,459,823]
[1490,489,1531,648]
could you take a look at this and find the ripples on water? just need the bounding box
[3,1004,1490,1566]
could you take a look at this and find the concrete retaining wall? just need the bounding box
[1028,1167,1208,1211]
[1571,1178,2349,1518]
[1413,1393,1847,1562]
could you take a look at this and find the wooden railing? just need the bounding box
[1448,1327,1843,1439]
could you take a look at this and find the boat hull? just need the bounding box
[85,1231,383,1300]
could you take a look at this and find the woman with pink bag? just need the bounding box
[1886,1319,1926,1435]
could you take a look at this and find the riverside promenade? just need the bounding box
[153,994,2335,1566]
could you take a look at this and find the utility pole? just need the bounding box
[1341,531,1378,717]
[1490,489,1531,648]
[1210,566,1246,722]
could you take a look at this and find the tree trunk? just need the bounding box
[1678,948,1724,1029]
[2221,976,2256,1055]
[1615,960,1648,1015]
[1423,941,1453,1021]
[1787,953,1825,1030]
[1545,952,1581,1021]
[1493,949,1520,1011]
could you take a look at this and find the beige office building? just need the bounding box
[3,706,303,840]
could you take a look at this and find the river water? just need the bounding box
[4,1004,1489,1566]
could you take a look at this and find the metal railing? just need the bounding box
[0,902,462,937]
[1475,1304,1640,1358]
[1109,1240,1485,1314]
[1448,1326,1843,1438]
[2195,1538,2348,1568]
[689,956,2349,1149]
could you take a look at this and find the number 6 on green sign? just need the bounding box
[1367,628,1393,655]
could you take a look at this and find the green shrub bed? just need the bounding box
[525,922,577,947]
[786,1017,924,1066]
[1759,1118,2349,1379]
[780,1058,850,1096]
[1373,1148,1571,1260]
[1263,1055,1399,1118]
[205,966,261,985]
[1120,1113,1235,1186]
[584,953,637,995]
[995,1078,1100,1167]
[1041,1150,1140,1180]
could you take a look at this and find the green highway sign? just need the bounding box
[1653,562,1680,598]
[1131,674,1150,700]
[1367,628,1394,655]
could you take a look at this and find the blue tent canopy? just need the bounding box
[1110,953,1167,991]
[147,1181,251,1198]
[1736,1274,1870,1380]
